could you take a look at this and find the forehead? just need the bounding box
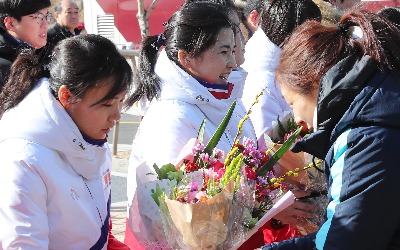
[61,0,79,10]
[214,28,235,46]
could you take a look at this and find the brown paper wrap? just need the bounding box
[164,181,236,249]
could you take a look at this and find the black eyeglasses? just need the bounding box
[29,13,52,25]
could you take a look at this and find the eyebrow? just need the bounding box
[220,44,233,49]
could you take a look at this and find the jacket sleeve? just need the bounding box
[0,157,49,249]
[242,71,291,139]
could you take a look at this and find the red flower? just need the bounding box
[260,153,271,167]
[234,143,245,152]
[210,160,224,172]
[245,166,257,180]
[185,162,200,172]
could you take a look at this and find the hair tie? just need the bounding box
[336,23,346,33]
[347,26,363,40]
[151,34,166,50]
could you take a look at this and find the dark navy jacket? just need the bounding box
[263,55,400,250]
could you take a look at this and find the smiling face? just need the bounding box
[6,8,49,49]
[280,84,318,131]
[60,80,126,140]
[183,28,236,84]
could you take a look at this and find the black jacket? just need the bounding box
[263,55,400,249]
[0,29,22,91]
[47,22,81,48]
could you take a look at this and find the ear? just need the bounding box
[249,10,260,27]
[53,11,60,20]
[177,49,191,68]
[4,16,16,32]
[58,85,74,109]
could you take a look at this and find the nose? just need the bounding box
[227,53,236,69]
[110,103,122,122]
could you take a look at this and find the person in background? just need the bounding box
[124,2,258,249]
[241,0,321,148]
[242,0,265,38]
[0,34,133,249]
[0,0,50,92]
[262,9,400,249]
[47,0,80,47]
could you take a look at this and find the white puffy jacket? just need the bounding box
[241,28,292,139]
[0,79,111,250]
[127,50,257,244]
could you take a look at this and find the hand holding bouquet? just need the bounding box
[266,112,327,235]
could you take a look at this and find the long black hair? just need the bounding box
[125,2,232,106]
[259,0,322,47]
[0,34,133,114]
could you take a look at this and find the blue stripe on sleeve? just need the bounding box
[316,129,350,249]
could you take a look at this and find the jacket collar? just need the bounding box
[0,78,107,179]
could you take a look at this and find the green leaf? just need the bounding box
[277,115,286,138]
[150,183,164,206]
[155,163,177,180]
[167,170,184,182]
[257,126,302,176]
[197,118,207,144]
[204,101,236,155]
[153,163,162,180]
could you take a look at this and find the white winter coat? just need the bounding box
[241,28,292,139]
[0,79,111,250]
[127,50,257,244]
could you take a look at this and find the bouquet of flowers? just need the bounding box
[145,98,305,249]
[266,112,327,235]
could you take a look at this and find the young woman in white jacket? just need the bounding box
[241,0,322,138]
[0,35,133,249]
[124,2,258,249]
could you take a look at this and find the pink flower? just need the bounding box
[212,148,224,160]
[188,182,198,192]
[200,153,210,164]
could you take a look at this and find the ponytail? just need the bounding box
[0,47,42,115]
[125,35,161,106]
[339,10,400,71]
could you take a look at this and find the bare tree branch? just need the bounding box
[136,0,150,40]
[146,0,160,18]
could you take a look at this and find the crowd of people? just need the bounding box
[0,0,400,249]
